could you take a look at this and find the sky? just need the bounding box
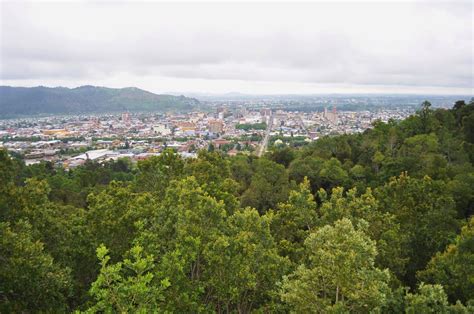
[0,0,473,95]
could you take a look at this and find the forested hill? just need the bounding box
[1,100,474,312]
[0,85,200,116]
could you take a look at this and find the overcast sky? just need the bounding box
[0,0,472,95]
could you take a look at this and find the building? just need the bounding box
[70,149,117,162]
[121,112,131,125]
[153,123,172,136]
[324,106,338,124]
[208,120,224,133]
[261,108,272,117]
[41,129,70,137]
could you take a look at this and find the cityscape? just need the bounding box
[1,1,472,312]
[1,104,413,168]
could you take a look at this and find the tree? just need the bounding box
[280,218,390,313]
[318,158,349,191]
[267,146,296,168]
[206,208,288,312]
[135,176,228,312]
[0,221,72,312]
[185,151,239,214]
[418,217,474,304]
[404,283,471,313]
[399,133,447,179]
[229,155,253,192]
[87,245,170,313]
[288,156,324,192]
[272,178,318,264]
[375,173,460,287]
[241,158,289,212]
[134,148,184,197]
[86,181,156,261]
[418,100,434,134]
[448,172,474,219]
[462,111,474,144]
[317,187,407,282]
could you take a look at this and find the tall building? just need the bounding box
[208,119,224,133]
[324,106,338,124]
[332,106,338,124]
[121,112,131,125]
[260,108,272,117]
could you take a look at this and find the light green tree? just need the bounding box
[404,283,471,313]
[280,218,390,313]
[272,177,318,264]
[318,186,407,282]
[87,245,170,313]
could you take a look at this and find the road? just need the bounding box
[257,114,273,157]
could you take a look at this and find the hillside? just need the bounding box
[1,100,473,312]
[0,86,200,116]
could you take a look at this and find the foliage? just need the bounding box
[241,158,289,212]
[0,221,72,312]
[280,218,391,313]
[0,100,473,311]
[404,283,471,313]
[376,173,460,287]
[235,122,267,131]
[418,217,474,304]
[86,245,170,313]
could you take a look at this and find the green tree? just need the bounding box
[206,208,288,312]
[272,178,318,264]
[185,150,239,214]
[280,218,390,313]
[404,283,471,313]
[317,187,407,282]
[375,173,460,287]
[241,158,289,212]
[319,157,349,191]
[267,146,296,168]
[229,155,254,192]
[136,176,227,312]
[134,148,184,197]
[0,221,72,312]
[418,217,474,304]
[87,245,170,313]
[288,156,324,192]
[87,181,156,261]
[418,100,434,134]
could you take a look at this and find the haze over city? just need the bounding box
[1,0,472,95]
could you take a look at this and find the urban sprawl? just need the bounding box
[1,106,413,168]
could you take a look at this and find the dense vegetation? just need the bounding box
[1,100,473,312]
[0,86,200,116]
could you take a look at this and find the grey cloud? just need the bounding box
[0,1,472,93]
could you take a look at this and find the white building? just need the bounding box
[153,124,172,136]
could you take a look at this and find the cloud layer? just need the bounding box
[1,1,472,94]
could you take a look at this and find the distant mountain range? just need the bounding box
[0,86,201,117]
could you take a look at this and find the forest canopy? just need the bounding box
[1,100,474,313]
